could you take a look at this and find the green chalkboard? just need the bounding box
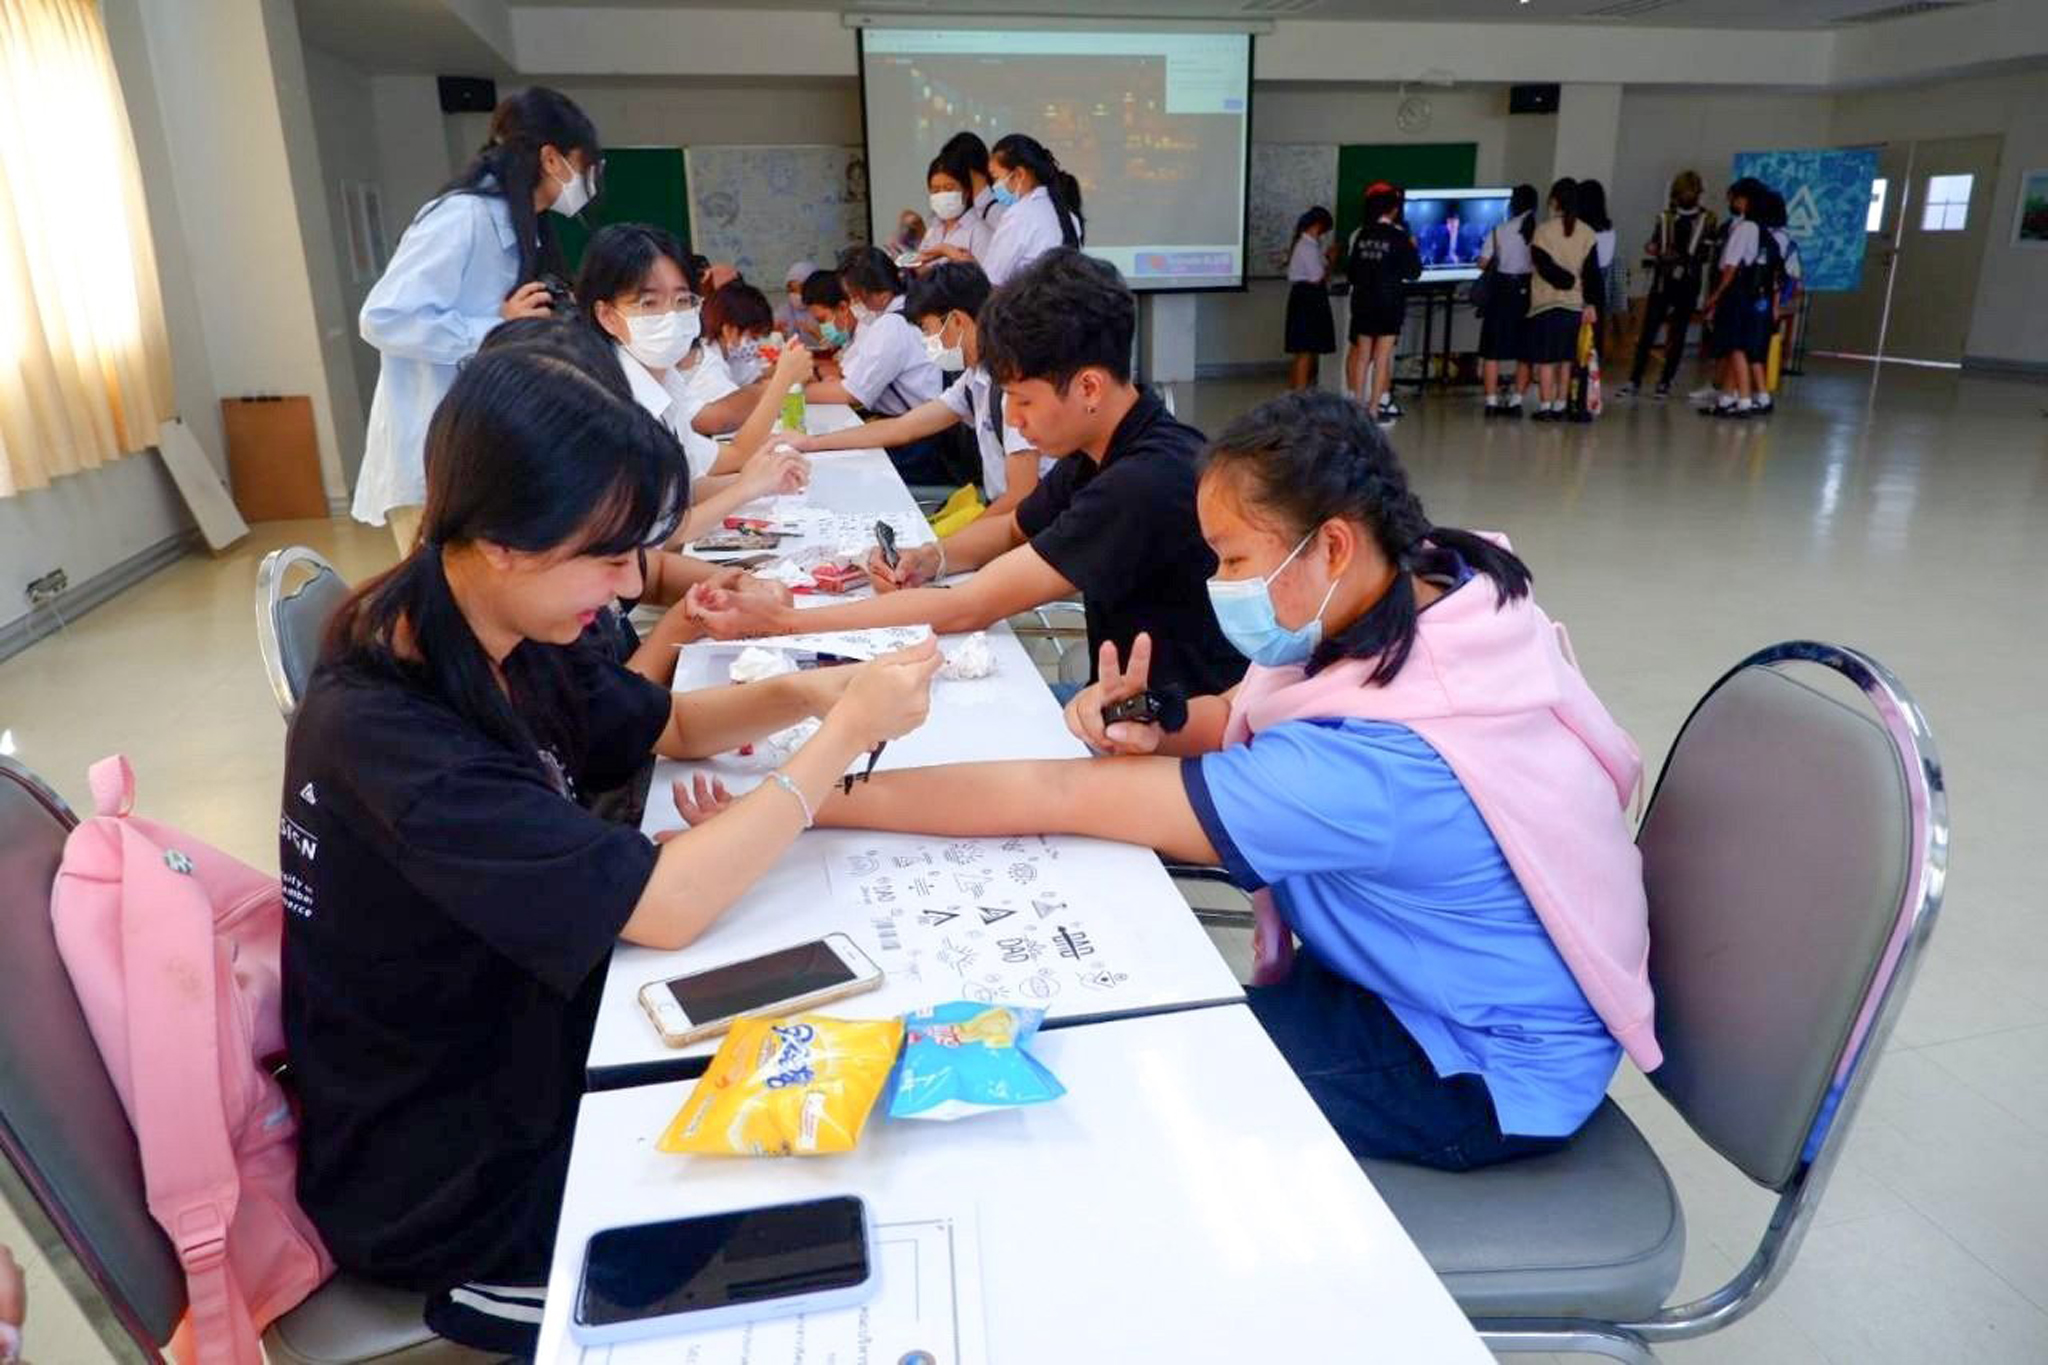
[555,146,690,273]
[1334,143,1477,250]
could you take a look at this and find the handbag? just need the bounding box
[1468,226,1500,313]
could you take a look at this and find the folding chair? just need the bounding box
[254,547,351,722]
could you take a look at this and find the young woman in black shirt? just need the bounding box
[281,346,938,1353]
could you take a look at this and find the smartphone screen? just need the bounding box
[578,1197,869,1327]
[667,940,858,1025]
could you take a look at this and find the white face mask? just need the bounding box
[727,337,766,385]
[622,307,699,370]
[547,159,594,218]
[929,190,965,223]
[922,318,965,372]
[850,300,876,327]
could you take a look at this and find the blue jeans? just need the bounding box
[1248,949,1571,1171]
[1047,680,1084,705]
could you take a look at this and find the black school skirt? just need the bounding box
[1478,275,1531,362]
[1525,309,1583,365]
[1285,281,1336,355]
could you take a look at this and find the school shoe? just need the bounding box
[1377,401,1405,423]
[1752,397,1775,415]
[1613,382,1637,399]
[1530,407,1559,423]
[1715,403,1753,420]
[1653,383,1672,401]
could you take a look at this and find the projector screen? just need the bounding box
[858,27,1253,292]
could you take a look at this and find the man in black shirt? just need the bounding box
[686,248,1246,699]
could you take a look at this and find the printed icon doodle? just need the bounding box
[1052,925,1096,960]
[978,905,1016,925]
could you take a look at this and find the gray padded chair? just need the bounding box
[1360,641,1948,1361]
[0,757,484,1363]
[255,547,351,723]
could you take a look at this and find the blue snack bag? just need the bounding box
[889,1001,1066,1121]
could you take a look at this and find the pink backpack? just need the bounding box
[51,756,333,1364]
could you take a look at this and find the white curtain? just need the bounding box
[0,0,175,498]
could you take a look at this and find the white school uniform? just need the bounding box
[617,341,738,480]
[1286,232,1328,283]
[918,209,992,262]
[352,190,521,525]
[937,365,1053,499]
[980,185,1072,287]
[1720,219,1761,270]
[1478,214,1535,275]
[972,183,1006,232]
[839,298,943,417]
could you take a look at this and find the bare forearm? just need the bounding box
[762,582,998,636]
[659,672,826,759]
[676,477,761,545]
[824,403,953,451]
[1157,696,1232,757]
[820,757,1219,864]
[938,511,1022,573]
[626,712,872,949]
[806,379,855,405]
[693,385,765,436]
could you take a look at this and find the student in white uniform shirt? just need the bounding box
[577,224,808,543]
[1282,207,1337,391]
[701,281,777,387]
[354,87,602,552]
[942,131,1004,233]
[979,133,1084,287]
[804,247,952,484]
[784,262,1052,518]
[914,141,995,271]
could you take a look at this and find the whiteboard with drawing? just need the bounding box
[1248,143,1338,278]
[685,145,870,283]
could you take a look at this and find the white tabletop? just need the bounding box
[590,446,1244,1085]
[538,1005,1490,1364]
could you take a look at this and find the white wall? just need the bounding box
[1830,65,2048,368]
[536,77,863,150]
[135,0,350,504]
[302,43,386,431]
[1609,87,1837,299]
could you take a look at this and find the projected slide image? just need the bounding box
[861,30,1252,289]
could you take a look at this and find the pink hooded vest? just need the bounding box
[1228,554,1662,1072]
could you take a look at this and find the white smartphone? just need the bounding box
[569,1195,878,1345]
[637,933,883,1048]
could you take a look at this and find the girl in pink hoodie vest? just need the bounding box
[781,391,1655,1170]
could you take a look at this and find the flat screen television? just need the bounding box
[1402,187,1515,283]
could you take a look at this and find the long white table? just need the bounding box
[587,413,1243,1087]
[538,1005,1491,1364]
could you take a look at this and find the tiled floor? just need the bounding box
[3,360,2045,1362]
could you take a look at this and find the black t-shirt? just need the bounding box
[1015,390,1247,698]
[1345,222,1423,306]
[280,638,671,1289]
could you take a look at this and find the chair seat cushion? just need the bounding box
[1359,1099,1686,1321]
[264,1273,478,1364]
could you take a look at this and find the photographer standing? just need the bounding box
[352,88,603,551]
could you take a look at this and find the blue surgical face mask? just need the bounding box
[1206,531,1341,668]
[991,174,1020,208]
[819,318,851,348]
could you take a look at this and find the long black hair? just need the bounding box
[476,314,635,403]
[1578,178,1613,233]
[1548,177,1581,235]
[1201,390,1530,685]
[574,222,691,334]
[442,87,600,287]
[1509,183,1539,242]
[939,131,992,188]
[991,134,1084,247]
[325,349,687,759]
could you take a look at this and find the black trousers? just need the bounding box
[1631,284,1701,388]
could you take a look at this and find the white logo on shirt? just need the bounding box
[299,781,317,805]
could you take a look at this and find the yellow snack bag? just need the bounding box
[657,1014,905,1157]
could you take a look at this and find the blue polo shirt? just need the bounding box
[1182,719,1618,1137]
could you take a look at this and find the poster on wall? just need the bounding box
[2014,169,2048,248]
[1730,148,1879,292]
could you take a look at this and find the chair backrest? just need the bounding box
[1640,642,1945,1192]
[255,547,351,722]
[0,758,183,1357]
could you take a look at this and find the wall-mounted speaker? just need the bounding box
[1509,83,1561,115]
[437,76,497,115]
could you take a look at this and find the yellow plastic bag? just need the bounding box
[657,1014,905,1157]
[927,483,985,539]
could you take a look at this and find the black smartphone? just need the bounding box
[874,519,900,569]
[572,1196,877,1343]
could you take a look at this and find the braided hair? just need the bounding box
[1200,390,1531,684]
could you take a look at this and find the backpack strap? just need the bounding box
[107,800,261,1364]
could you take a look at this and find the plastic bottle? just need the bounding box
[780,383,807,434]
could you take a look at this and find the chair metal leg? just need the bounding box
[1481,1322,1658,1363]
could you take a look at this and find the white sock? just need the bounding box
[1736,397,1754,410]
[1506,393,1523,408]
[1547,400,1564,413]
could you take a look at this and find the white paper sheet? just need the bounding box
[574,1210,985,1365]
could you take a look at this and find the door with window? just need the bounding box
[1808,135,2004,363]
